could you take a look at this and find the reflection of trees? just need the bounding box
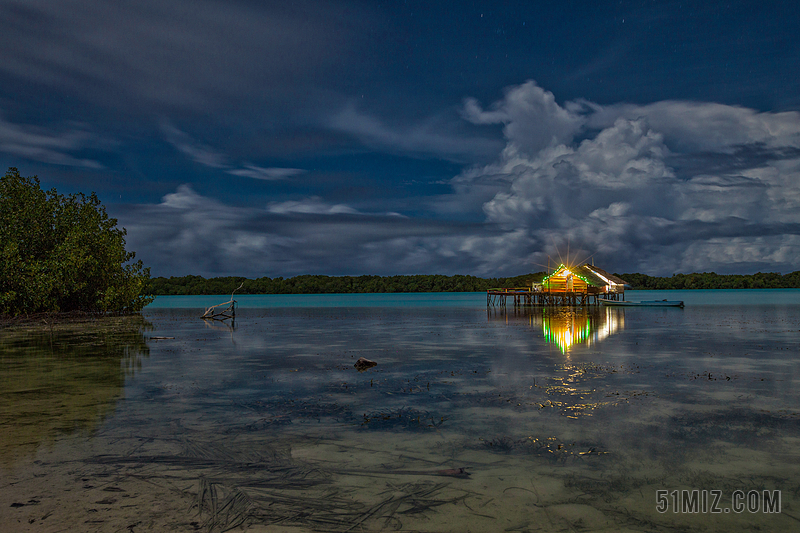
[0,316,151,467]
[487,307,625,352]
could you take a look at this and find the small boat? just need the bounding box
[599,298,684,308]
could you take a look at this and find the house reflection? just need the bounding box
[488,306,625,352]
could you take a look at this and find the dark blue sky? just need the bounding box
[2,0,799,277]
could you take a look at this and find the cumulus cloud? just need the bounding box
[585,100,800,153]
[119,186,472,277]
[121,185,299,276]
[123,80,800,277]
[0,113,104,168]
[450,81,800,275]
[462,81,584,156]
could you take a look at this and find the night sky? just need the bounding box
[2,0,799,277]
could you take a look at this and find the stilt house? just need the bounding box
[486,263,629,307]
[536,264,628,299]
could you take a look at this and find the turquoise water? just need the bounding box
[2,290,800,532]
[145,291,486,308]
[625,288,800,305]
[145,288,800,308]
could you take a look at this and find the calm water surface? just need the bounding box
[2,291,799,532]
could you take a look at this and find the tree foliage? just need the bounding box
[618,271,800,290]
[146,269,800,296]
[0,168,153,315]
[147,273,546,295]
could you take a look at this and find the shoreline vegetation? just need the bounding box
[148,270,800,295]
[1,168,153,318]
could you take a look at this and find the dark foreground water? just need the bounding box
[2,291,800,532]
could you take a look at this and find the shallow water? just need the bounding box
[2,292,800,532]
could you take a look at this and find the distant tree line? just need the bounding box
[147,270,800,295]
[147,273,547,295]
[619,271,800,290]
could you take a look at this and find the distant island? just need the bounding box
[148,271,800,295]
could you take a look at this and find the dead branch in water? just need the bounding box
[201,282,244,320]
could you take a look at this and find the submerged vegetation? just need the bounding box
[148,270,800,295]
[0,168,153,316]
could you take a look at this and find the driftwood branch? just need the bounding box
[201,282,244,320]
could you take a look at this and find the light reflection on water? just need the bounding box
[488,306,626,352]
[1,299,799,532]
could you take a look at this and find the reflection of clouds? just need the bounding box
[137,305,800,425]
[120,302,800,500]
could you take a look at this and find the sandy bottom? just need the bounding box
[3,308,800,531]
[3,419,798,533]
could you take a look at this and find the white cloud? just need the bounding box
[448,81,800,274]
[0,0,351,113]
[160,184,216,209]
[267,197,360,216]
[328,104,503,162]
[266,196,406,217]
[120,187,432,277]
[121,185,299,276]
[480,116,675,227]
[162,123,306,181]
[227,164,304,181]
[125,81,800,277]
[675,235,800,273]
[162,123,227,168]
[463,81,585,156]
[0,113,104,168]
[585,100,800,153]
